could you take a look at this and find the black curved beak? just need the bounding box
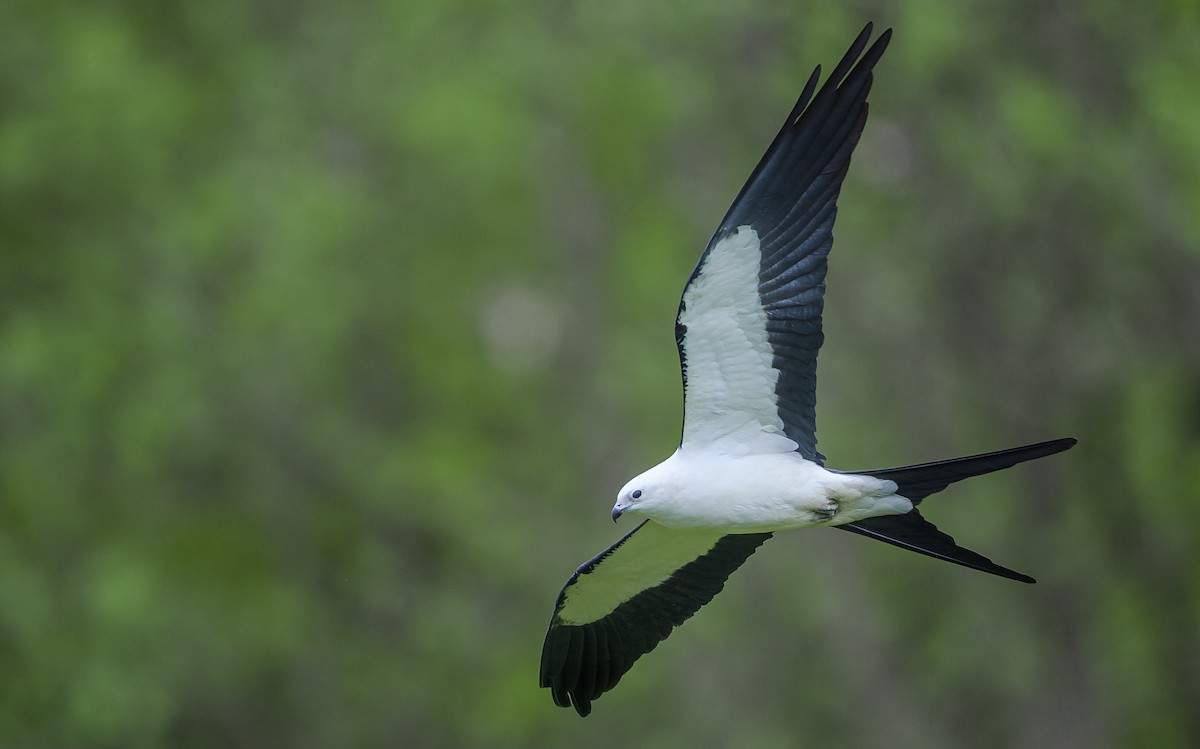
[611,506,624,522]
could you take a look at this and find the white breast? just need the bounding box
[639,447,909,532]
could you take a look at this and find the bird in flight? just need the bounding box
[539,23,1076,717]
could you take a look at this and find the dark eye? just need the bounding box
[631,489,642,499]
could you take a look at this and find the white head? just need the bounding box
[611,460,678,522]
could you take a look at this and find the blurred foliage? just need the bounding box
[1,0,1199,747]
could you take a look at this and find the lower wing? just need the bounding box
[540,521,771,716]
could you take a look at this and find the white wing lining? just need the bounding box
[678,226,797,452]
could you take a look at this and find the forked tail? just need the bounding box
[835,438,1077,583]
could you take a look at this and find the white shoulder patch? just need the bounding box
[678,226,793,452]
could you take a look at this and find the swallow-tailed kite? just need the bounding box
[540,24,1076,717]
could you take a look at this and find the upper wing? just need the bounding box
[676,24,891,461]
[540,521,771,716]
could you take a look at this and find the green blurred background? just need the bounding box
[2,1,1199,746]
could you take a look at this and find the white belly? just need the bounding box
[646,449,912,532]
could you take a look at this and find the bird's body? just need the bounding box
[620,446,909,533]
[539,24,1077,717]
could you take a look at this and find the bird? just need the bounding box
[539,23,1076,717]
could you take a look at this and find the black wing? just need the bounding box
[540,521,771,716]
[675,24,890,462]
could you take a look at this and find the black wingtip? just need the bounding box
[854,21,874,47]
[857,22,894,42]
